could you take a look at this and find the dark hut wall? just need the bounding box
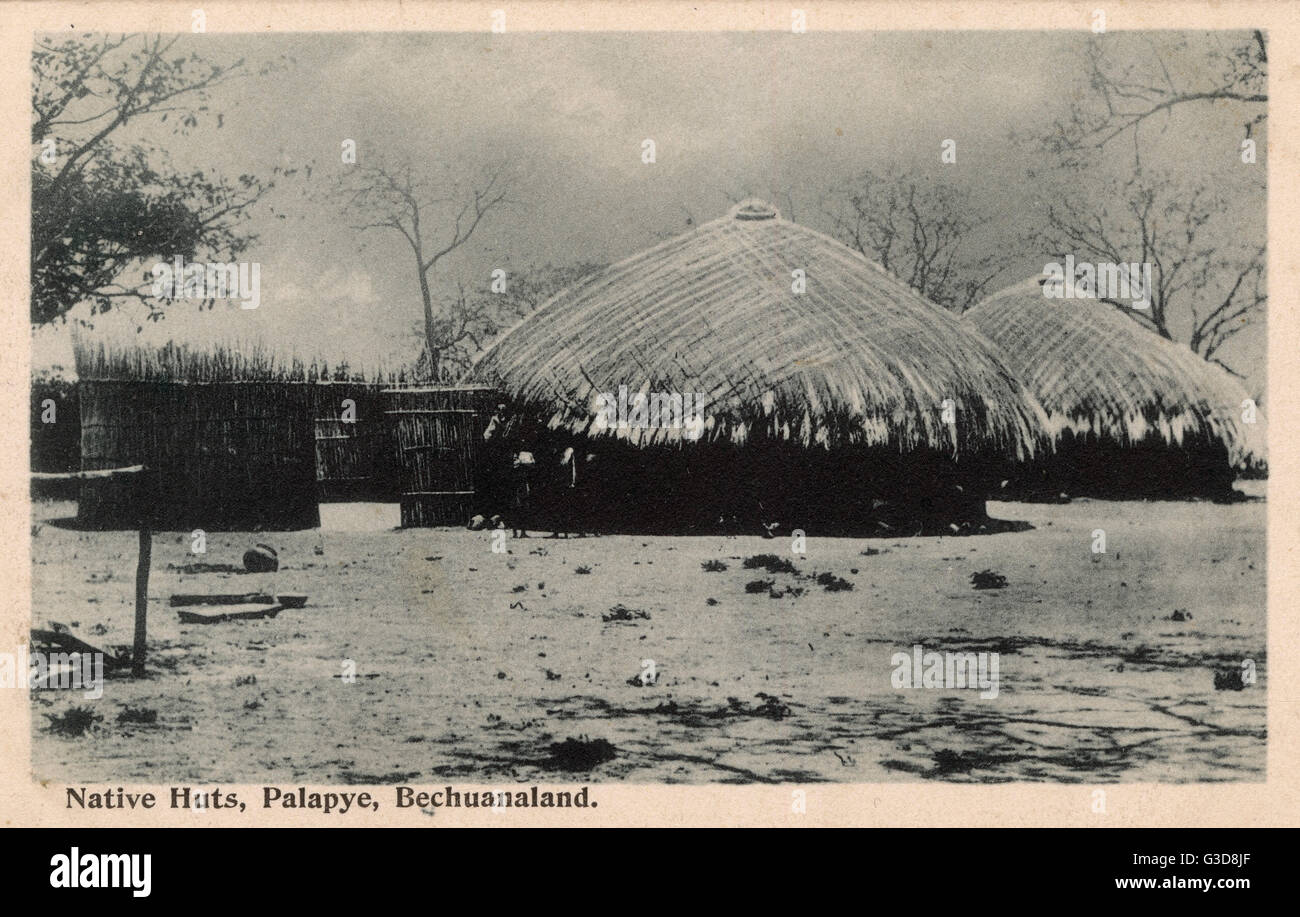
[386,386,497,527]
[1010,430,1239,502]
[313,383,401,501]
[31,379,81,498]
[478,420,1003,537]
[78,380,319,530]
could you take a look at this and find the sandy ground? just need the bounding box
[28,488,1265,784]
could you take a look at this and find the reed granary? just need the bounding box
[469,201,1051,535]
[313,380,402,503]
[73,336,320,531]
[964,277,1264,501]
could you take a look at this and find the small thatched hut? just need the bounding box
[469,201,1051,535]
[74,337,320,531]
[964,277,1264,500]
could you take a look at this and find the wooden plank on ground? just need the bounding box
[176,603,283,625]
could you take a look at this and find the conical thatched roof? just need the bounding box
[471,201,1049,459]
[965,277,1264,466]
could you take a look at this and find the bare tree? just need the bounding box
[409,281,500,382]
[491,260,606,322]
[1045,169,1264,374]
[340,160,512,381]
[822,168,1002,312]
[1047,32,1266,161]
[1187,248,1266,365]
[409,260,606,381]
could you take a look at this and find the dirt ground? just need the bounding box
[28,487,1265,784]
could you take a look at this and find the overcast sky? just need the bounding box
[34,30,1267,395]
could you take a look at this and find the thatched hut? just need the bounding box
[964,277,1264,500]
[74,338,320,531]
[469,201,1051,535]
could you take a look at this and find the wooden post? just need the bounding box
[133,527,150,677]
[31,465,151,676]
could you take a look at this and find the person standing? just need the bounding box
[510,450,536,538]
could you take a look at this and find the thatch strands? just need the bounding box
[71,327,408,386]
[965,277,1264,468]
[74,333,309,384]
[471,201,1049,460]
[385,386,497,527]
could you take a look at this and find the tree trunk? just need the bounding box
[416,250,439,381]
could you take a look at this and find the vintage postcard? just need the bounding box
[2,1,1296,830]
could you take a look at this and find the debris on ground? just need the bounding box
[116,706,158,725]
[815,572,853,592]
[602,604,650,623]
[728,693,792,720]
[1214,667,1247,691]
[243,544,279,573]
[932,749,981,774]
[167,562,246,574]
[970,569,1008,590]
[742,554,798,574]
[544,736,617,772]
[43,706,103,737]
[30,628,130,671]
[627,666,659,687]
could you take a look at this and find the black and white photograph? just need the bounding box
[20,19,1272,804]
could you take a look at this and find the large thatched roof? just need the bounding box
[965,277,1264,466]
[471,202,1048,459]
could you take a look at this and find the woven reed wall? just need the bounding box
[31,379,81,499]
[313,383,401,501]
[31,379,80,472]
[385,386,496,527]
[77,380,320,530]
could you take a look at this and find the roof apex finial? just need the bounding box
[730,199,780,221]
